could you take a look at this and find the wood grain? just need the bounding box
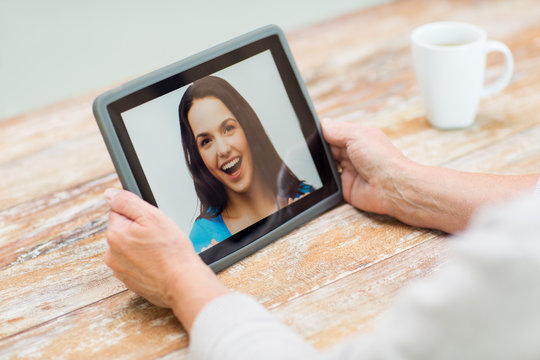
[1,0,540,358]
[0,235,448,359]
[0,94,115,210]
[0,174,118,269]
[0,290,188,359]
[0,200,438,338]
[277,236,449,349]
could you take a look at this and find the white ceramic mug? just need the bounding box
[411,22,513,129]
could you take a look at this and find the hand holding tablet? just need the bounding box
[94,25,342,271]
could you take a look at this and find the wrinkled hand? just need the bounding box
[103,189,228,331]
[104,188,201,307]
[321,118,413,216]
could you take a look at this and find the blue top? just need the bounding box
[189,181,314,253]
[190,214,231,253]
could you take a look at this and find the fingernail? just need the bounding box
[104,188,121,203]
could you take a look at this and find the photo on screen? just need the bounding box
[120,50,323,253]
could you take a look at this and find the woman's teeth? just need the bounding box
[222,158,239,170]
[221,157,241,174]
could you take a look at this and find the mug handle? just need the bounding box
[481,40,514,98]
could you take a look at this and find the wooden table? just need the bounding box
[2,0,540,358]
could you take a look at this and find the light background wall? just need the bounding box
[0,0,390,120]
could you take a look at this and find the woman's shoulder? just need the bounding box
[298,181,313,193]
[293,181,314,199]
[192,216,225,229]
[189,215,230,252]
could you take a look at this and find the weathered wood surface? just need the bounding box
[2,0,540,358]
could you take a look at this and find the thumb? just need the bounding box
[321,118,357,147]
[104,188,154,222]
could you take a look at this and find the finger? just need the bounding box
[103,248,114,268]
[338,158,354,171]
[105,247,142,280]
[340,168,357,203]
[105,210,133,251]
[104,189,155,222]
[321,118,360,147]
[341,168,370,205]
[329,144,350,164]
[114,272,168,308]
[108,209,132,229]
[329,144,340,160]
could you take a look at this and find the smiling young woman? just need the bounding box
[178,76,313,252]
[188,98,255,196]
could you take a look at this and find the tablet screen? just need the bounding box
[101,30,339,265]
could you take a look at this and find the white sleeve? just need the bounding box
[190,195,540,360]
[189,292,319,360]
[534,176,540,199]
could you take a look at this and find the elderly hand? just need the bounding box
[321,118,414,217]
[321,119,539,233]
[104,188,228,332]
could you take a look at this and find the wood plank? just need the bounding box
[0,93,100,165]
[443,123,540,174]
[0,90,117,211]
[0,174,118,269]
[218,207,440,309]
[276,236,449,349]
[389,62,540,166]
[0,234,123,338]
[0,233,447,359]
[0,290,188,359]
[0,129,114,211]
[0,199,440,338]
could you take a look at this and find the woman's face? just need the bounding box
[188,96,254,194]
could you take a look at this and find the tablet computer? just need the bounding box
[93,25,342,272]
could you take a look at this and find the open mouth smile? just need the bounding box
[220,156,242,175]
